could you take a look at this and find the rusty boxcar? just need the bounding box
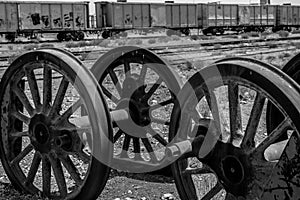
[0,1,89,42]
[202,3,239,35]
[165,3,197,36]
[95,1,167,39]
[277,5,300,31]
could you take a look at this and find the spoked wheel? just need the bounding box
[170,60,300,199]
[266,52,300,140]
[0,48,112,199]
[91,46,182,173]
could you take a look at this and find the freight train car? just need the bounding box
[276,5,300,31]
[0,1,89,42]
[95,2,207,38]
[95,1,166,39]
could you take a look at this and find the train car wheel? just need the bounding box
[77,31,85,40]
[170,59,300,199]
[57,32,65,42]
[91,46,182,174]
[102,30,111,39]
[0,48,112,199]
[266,53,300,141]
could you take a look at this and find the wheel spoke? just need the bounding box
[153,134,168,146]
[241,93,266,150]
[141,138,158,163]
[10,111,30,124]
[133,137,143,160]
[50,77,69,118]
[138,64,148,85]
[149,98,174,112]
[203,88,222,139]
[12,86,34,116]
[120,135,131,158]
[10,131,29,137]
[108,68,122,95]
[182,164,212,175]
[151,118,170,126]
[49,154,68,198]
[143,77,163,101]
[73,151,90,164]
[228,81,242,143]
[55,99,83,123]
[59,154,83,186]
[25,68,41,109]
[42,156,51,197]
[25,152,41,185]
[10,144,33,166]
[113,129,123,143]
[43,65,52,111]
[253,117,292,155]
[101,86,119,103]
[202,181,223,200]
[124,59,131,76]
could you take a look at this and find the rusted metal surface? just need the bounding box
[170,58,300,199]
[0,48,111,199]
[91,46,182,174]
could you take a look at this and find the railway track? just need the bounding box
[0,36,299,78]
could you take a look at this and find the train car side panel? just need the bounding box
[19,3,42,30]
[208,4,216,26]
[292,6,300,25]
[0,3,18,32]
[142,4,150,27]
[261,5,267,25]
[124,4,133,28]
[171,5,180,27]
[61,4,73,29]
[95,2,106,28]
[41,4,51,29]
[197,4,206,28]
[114,4,124,28]
[166,4,172,27]
[230,5,238,26]
[239,5,250,25]
[0,4,6,32]
[133,4,142,27]
[288,6,293,25]
[150,4,166,27]
[50,4,63,29]
[266,5,276,25]
[180,5,188,26]
[74,4,87,29]
[216,4,223,26]
[188,4,197,27]
[224,5,238,26]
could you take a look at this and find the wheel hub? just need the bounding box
[203,141,250,197]
[29,114,52,153]
[221,155,244,185]
[114,74,151,137]
[33,123,49,144]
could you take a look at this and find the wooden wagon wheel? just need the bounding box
[0,48,112,199]
[170,60,300,199]
[91,46,182,173]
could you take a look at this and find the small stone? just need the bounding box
[141,197,147,200]
[161,193,175,200]
[114,198,121,200]
[125,198,133,200]
[127,190,133,194]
